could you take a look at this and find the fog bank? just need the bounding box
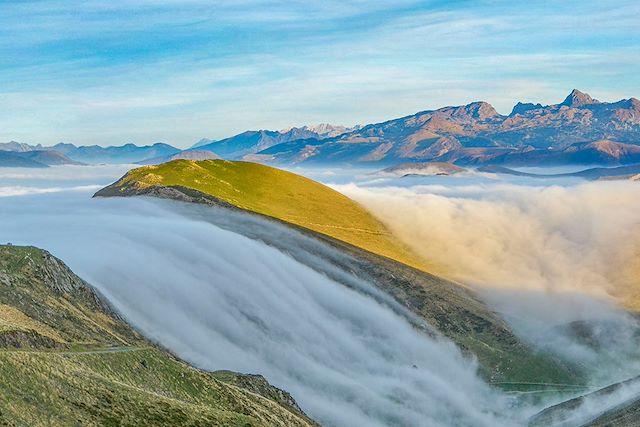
[0,175,512,426]
[3,166,640,425]
[337,178,640,384]
[337,180,640,302]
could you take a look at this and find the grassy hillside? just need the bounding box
[96,160,581,387]
[95,159,425,270]
[0,245,317,427]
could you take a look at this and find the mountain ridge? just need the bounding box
[255,90,640,166]
[194,123,357,159]
[0,150,80,168]
[3,90,639,167]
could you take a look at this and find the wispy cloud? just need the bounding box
[0,0,638,146]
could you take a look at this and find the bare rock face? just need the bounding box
[259,90,640,166]
[561,89,600,107]
[510,102,544,116]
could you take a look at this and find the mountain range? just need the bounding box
[0,141,181,166]
[193,124,359,159]
[2,90,640,167]
[0,124,356,167]
[0,149,82,168]
[136,149,220,165]
[250,90,640,166]
[50,142,181,164]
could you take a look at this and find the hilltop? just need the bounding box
[0,244,317,426]
[95,159,422,270]
[96,160,581,386]
[380,162,467,176]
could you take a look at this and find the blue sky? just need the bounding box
[1,0,639,148]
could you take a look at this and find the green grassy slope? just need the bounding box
[96,160,581,388]
[95,159,425,270]
[0,245,316,427]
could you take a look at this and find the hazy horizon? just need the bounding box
[2,87,638,150]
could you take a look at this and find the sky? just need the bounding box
[1,0,639,148]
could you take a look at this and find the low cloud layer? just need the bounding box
[0,172,513,427]
[338,180,640,301]
[2,166,640,425]
[337,178,640,383]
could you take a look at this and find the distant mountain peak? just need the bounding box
[0,140,44,152]
[561,89,600,107]
[191,138,216,149]
[278,123,359,138]
[509,102,544,116]
[452,101,500,119]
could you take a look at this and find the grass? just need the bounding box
[97,160,584,389]
[97,159,425,270]
[0,349,313,427]
[0,245,316,426]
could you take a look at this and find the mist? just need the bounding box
[2,166,640,425]
[0,167,514,427]
[336,176,640,384]
[336,180,640,298]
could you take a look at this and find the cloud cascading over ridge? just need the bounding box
[0,178,514,427]
[2,166,640,424]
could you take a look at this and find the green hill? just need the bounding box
[95,159,426,270]
[0,245,317,427]
[96,160,581,388]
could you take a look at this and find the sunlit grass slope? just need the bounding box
[97,159,424,269]
[0,245,316,427]
[97,160,585,388]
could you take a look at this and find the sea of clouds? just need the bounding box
[1,165,639,426]
[334,173,640,385]
[0,166,514,426]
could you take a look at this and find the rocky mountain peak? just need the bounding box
[452,101,500,120]
[0,141,42,152]
[510,102,544,116]
[561,89,600,107]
